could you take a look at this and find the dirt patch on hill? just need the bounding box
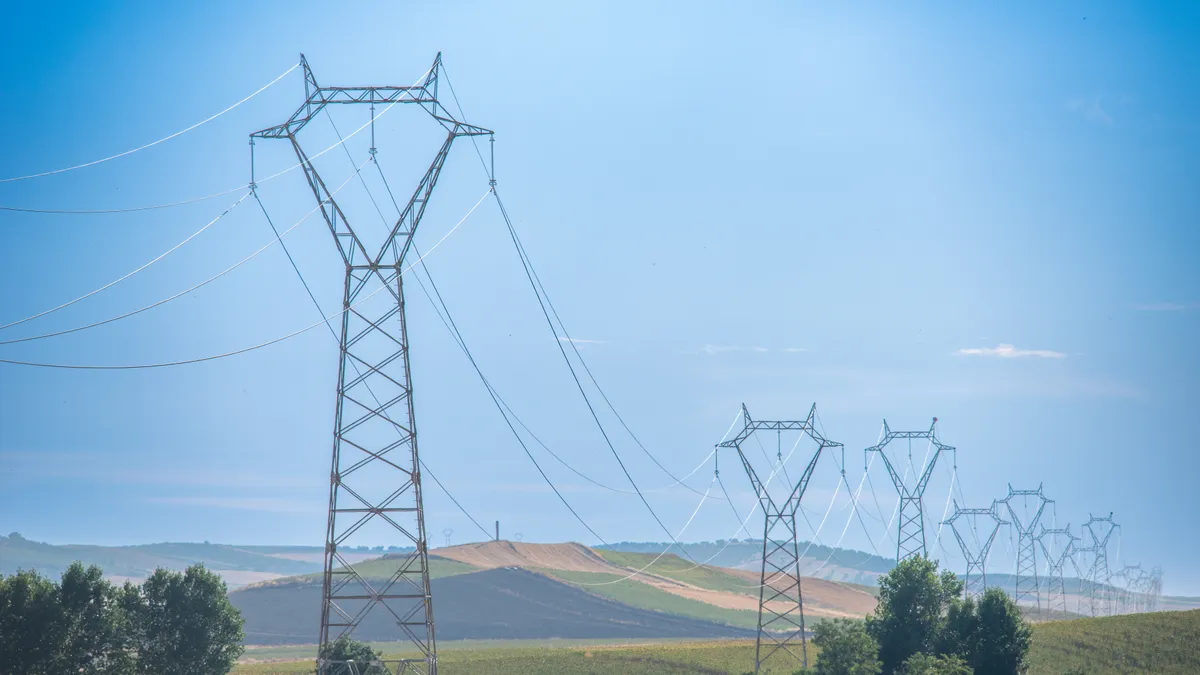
[433,541,621,574]
[724,569,877,617]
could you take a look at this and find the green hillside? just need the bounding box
[244,555,477,588]
[1029,609,1200,675]
[539,568,762,630]
[0,534,318,579]
[592,550,759,596]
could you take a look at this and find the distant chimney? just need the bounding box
[495,520,499,542]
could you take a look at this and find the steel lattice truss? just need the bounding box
[1001,484,1052,613]
[864,418,955,562]
[943,500,1007,599]
[251,54,491,675]
[717,404,842,674]
[1037,524,1078,615]
[1081,512,1119,617]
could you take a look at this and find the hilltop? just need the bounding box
[231,540,879,644]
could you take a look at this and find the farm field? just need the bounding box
[234,609,1200,675]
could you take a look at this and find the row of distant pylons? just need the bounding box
[942,485,1163,618]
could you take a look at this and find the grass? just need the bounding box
[235,609,1200,675]
[1027,609,1200,675]
[243,555,476,589]
[235,639,786,674]
[537,568,762,630]
[592,550,761,597]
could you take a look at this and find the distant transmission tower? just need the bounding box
[1001,484,1052,613]
[864,418,955,562]
[442,528,454,549]
[943,500,1006,599]
[1081,512,1118,617]
[1037,523,1078,616]
[252,54,491,675]
[718,404,842,674]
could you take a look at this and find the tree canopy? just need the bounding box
[0,562,244,675]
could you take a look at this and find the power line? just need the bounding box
[493,189,695,560]
[254,182,493,544]
[1,62,431,215]
[0,63,300,183]
[0,161,366,346]
[0,192,251,332]
[0,191,487,370]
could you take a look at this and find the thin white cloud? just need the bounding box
[956,343,1066,359]
[143,496,316,513]
[701,345,743,355]
[1135,302,1200,311]
[558,337,607,345]
[1067,95,1113,125]
[751,346,769,353]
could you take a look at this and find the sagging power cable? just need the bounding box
[0,192,251,331]
[0,63,299,183]
[254,182,493,543]
[0,190,486,370]
[493,189,695,561]
[0,160,367,346]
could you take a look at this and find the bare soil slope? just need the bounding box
[432,541,621,574]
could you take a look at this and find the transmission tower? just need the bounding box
[864,418,956,562]
[943,500,1007,599]
[1115,564,1142,614]
[1000,484,1052,613]
[717,404,842,673]
[252,54,491,675]
[1081,512,1118,617]
[1037,523,1077,616]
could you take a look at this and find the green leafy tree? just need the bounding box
[866,557,963,674]
[972,588,1031,675]
[55,562,134,674]
[898,653,972,675]
[0,569,62,674]
[318,635,385,674]
[812,618,883,675]
[132,565,244,675]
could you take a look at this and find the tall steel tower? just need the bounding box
[1082,512,1118,617]
[1037,523,1078,615]
[943,500,1007,599]
[1001,484,1052,613]
[718,404,842,673]
[251,54,491,675]
[864,418,956,562]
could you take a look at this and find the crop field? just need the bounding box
[235,640,771,675]
[235,609,1200,675]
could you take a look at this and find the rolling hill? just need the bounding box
[231,540,880,644]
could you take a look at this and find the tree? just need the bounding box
[0,569,62,674]
[133,565,244,675]
[972,588,1031,675]
[812,619,882,675]
[866,557,963,674]
[898,653,972,675]
[56,562,134,674]
[318,635,385,674]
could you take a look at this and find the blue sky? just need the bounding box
[1,2,1197,593]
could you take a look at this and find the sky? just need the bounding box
[0,2,1197,594]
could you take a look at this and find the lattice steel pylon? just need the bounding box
[1081,512,1118,617]
[1037,523,1078,616]
[251,54,491,675]
[717,404,842,673]
[943,500,1007,599]
[864,418,956,562]
[1001,484,1052,613]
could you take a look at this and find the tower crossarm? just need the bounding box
[250,53,494,141]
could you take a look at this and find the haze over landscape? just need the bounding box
[1,2,1198,674]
